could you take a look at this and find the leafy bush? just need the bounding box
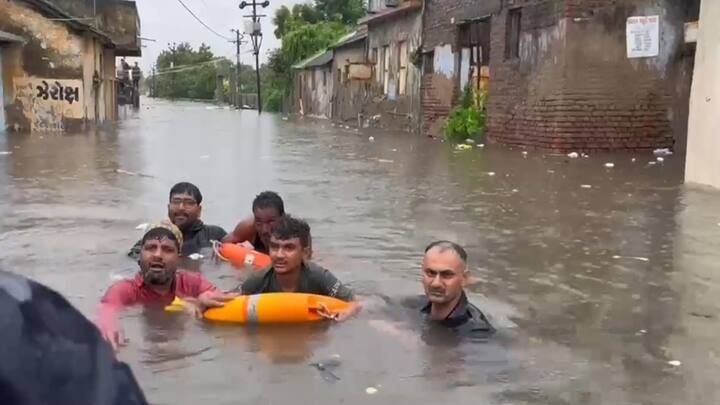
[443,85,487,143]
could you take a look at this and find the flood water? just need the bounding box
[1,98,720,404]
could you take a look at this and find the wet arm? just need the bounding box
[221,217,255,244]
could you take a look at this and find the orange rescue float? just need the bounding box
[166,293,350,324]
[212,241,272,269]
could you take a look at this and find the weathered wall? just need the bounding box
[685,0,720,189]
[423,0,502,50]
[332,41,367,123]
[487,0,694,151]
[0,0,112,132]
[421,0,500,136]
[294,66,333,119]
[365,11,422,131]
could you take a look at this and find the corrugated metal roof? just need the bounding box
[332,28,368,49]
[292,49,334,70]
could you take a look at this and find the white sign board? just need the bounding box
[626,16,660,58]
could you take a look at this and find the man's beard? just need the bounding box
[141,267,175,286]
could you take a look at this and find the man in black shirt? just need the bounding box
[419,240,494,335]
[241,215,359,320]
[128,182,226,258]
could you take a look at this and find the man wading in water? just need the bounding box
[101,223,236,351]
[223,191,298,255]
[240,215,359,321]
[128,182,227,259]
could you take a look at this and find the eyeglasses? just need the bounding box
[170,198,198,208]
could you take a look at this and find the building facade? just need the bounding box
[0,0,140,132]
[359,0,422,132]
[422,0,700,152]
[293,50,334,119]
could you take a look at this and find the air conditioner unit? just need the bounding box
[385,0,400,7]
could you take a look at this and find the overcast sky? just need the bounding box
[130,0,305,72]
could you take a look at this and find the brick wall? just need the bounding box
[423,0,501,51]
[486,0,690,151]
[421,0,500,137]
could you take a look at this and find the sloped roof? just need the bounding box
[292,49,334,70]
[332,27,367,49]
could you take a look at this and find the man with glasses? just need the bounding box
[128,182,227,258]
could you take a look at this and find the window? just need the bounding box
[423,51,434,75]
[323,70,327,89]
[505,8,521,60]
[398,41,408,95]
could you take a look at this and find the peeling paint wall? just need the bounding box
[332,40,368,123]
[294,66,333,119]
[365,11,422,131]
[0,0,115,132]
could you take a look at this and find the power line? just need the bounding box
[153,57,227,76]
[175,0,233,41]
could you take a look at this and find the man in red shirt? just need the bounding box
[98,222,236,351]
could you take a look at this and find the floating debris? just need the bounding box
[522,151,528,157]
[667,360,681,367]
[581,185,592,189]
[115,169,154,178]
[567,152,579,158]
[656,157,664,163]
[135,223,149,231]
[612,255,649,262]
[648,161,657,166]
[547,170,555,174]
[512,189,519,193]
[377,159,394,164]
[455,144,472,151]
[477,143,485,148]
[281,116,289,121]
[365,387,378,395]
[604,163,615,168]
[0,151,12,156]
[653,148,673,157]
[368,136,375,142]
[487,172,496,176]
[631,158,637,163]
[187,253,204,260]
[465,138,476,144]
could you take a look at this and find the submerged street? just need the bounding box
[1,98,719,404]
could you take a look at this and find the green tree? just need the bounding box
[154,42,230,100]
[265,0,362,111]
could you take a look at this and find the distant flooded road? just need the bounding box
[1,98,719,404]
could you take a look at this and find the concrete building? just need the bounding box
[685,0,720,189]
[0,0,140,132]
[421,0,700,152]
[292,49,334,119]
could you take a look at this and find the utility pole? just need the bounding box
[168,42,177,99]
[239,0,269,113]
[231,29,246,108]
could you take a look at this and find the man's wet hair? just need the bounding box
[169,182,202,204]
[142,227,180,251]
[271,215,310,248]
[253,191,285,215]
[424,240,468,264]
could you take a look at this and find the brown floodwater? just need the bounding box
[1,98,719,404]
